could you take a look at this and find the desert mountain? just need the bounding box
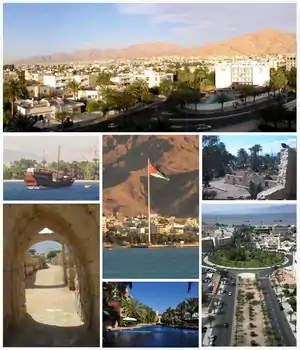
[15,28,295,63]
[103,135,199,218]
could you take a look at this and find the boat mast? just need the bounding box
[148,158,151,244]
[57,145,60,175]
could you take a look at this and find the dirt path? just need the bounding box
[5,265,98,347]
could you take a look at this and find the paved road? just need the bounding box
[259,273,296,346]
[210,272,237,346]
[5,265,98,347]
[202,254,294,346]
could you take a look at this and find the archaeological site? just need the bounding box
[203,137,297,201]
[3,204,100,347]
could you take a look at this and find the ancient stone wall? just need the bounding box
[257,148,297,200]
[24,255,46,277]
[3,204,100,340]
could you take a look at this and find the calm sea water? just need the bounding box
[105,325,199,348]
[103,247,199,279]
[202,213,296,226]
[4,181,99,201]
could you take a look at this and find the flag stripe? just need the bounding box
[149,161,169,180]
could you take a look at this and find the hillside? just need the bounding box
[103,135,199,218]
[15,28,296,63]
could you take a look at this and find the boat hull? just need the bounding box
[24,172,74,189]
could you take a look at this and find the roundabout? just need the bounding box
[202,250,292,275]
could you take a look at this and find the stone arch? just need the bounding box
[3,204,100,340]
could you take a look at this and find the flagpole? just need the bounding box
[148,158,151,244]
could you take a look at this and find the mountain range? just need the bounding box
[14,28,296,64]
[103,135,199,218]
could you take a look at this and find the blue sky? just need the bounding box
[129,282,198,314]
[3,3,296,61]
[202,204,296,216]
[217,135,297,156]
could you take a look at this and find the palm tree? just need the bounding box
[176,301,187,323]
[287,310,294,321]
[96,72,112,86]
[9,113,36,132]
[237,148,249,168]
[158,79,174,97]
[127,79,149,102]
[66,80,82,100]
[55,111,70,125]
[248,144,262,171]
[4,79,23,117]
[215,93,227,111]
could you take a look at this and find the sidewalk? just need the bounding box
[270,272,296,336]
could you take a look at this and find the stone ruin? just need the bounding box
[3,204,100,342]
[257,147,297,200]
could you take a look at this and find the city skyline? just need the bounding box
[4,3,296,61]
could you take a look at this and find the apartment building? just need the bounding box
[42,74,90,92]
[26,85,51,98]
[215,61,270,89]
[281,54,296,70]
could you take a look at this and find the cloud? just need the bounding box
[115,3,296,35]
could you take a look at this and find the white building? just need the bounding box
[110,70,174,89]
[215,62,270,89]
[77,88,99,101]
[135,70,174,88]
[42,74,90,92]
[16,99,56,120]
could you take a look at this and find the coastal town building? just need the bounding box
[215,61,270,89]
[42,74,90,92]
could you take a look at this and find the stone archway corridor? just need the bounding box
[4,204,100,347]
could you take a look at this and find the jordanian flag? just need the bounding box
[149,161,170,181]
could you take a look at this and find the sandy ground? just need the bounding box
[236,276,266,346]
[274,268,296,285]
[5,265,98,346]
[207,179,250,199]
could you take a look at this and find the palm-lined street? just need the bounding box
[3,64,296,132]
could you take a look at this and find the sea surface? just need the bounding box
[105,325,199,348]
[202,213,296,226]
[103,247,199,279]
[4,181,99,201]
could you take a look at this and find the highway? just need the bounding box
[202,254,295,346]
[62,96,295,133]
[259,268,296,346]
[209,272,237,346]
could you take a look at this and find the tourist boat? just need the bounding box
[84,185,92,189]
[24,146,75,189]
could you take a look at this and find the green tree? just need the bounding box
[47,250,61,259]
[66,80,82,100]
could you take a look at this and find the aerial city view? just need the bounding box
[102,135,199,278]
[103,282,199,347]
[3,204,100,346]
[3,136,100,201]
[202,135,297,200]
[3,3,296,133]
[202,203,297,347]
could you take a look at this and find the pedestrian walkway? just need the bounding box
[5,265,98,347]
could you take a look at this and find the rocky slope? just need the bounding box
[103,135,199,218]
[16,29,295,63]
